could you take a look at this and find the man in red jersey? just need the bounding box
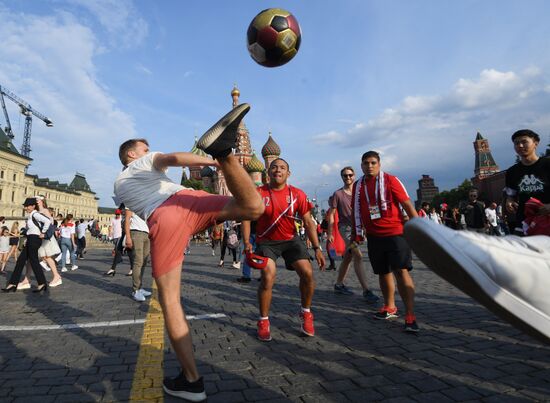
[351,151,420,332]
[242,158,325,342]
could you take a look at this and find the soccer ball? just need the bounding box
[247,8,302,67]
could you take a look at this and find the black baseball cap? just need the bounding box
[22,197,37,206]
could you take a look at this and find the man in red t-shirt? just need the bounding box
[351,151,420,332]
[242,158,326,342]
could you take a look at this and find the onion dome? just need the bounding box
[245,153,265,173]
[190,137,208,158]
[200,166,214,177]
[261,132,281,157]
[231,85,240,97]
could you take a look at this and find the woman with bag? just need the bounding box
[2,197,50,293]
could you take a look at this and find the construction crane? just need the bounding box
[0,84,53,158]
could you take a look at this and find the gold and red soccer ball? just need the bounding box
[247,8,302,67]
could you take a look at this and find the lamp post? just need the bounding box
[313,183,329,221]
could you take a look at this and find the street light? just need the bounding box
[313,183,329,221]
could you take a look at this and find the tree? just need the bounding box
[431,179,472,209]
[181,178,205,191]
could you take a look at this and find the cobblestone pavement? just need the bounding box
[0,241,548,402]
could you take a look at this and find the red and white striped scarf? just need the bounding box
[352,171,392,240]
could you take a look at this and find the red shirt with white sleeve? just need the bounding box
[256,184,312,242]
[355,174,411,237]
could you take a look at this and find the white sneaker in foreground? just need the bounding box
[404,218,550,344]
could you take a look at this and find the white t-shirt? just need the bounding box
[485,208,498,227]
[0,236,9,253]
[76,222,88,239]
[130,213,149,233]
[60,223,76,239]
[113,152,188,220]
[110,217,122,239]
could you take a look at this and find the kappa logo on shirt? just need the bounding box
[518,174,545,193]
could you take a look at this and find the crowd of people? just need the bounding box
[1,99,548,402]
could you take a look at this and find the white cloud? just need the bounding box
[306,67,550,196]
[63,0,148,48]
[136,63,152,75]
[312,130,345,145]
[0,7,136,205]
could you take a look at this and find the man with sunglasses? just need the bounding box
[327,166,379,304]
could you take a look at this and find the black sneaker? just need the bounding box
[334,283,354,295]
[197,103,250,159]
[404,320,420,333]
[162,372,206,402]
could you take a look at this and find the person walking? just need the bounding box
[58,214,79,273]
[36,197,63,287]
[2,198,50,293]
[76,219,88,259]
[124,209,151,302]
[328,166,379,303]
[6,221,20,265]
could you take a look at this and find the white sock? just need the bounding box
[259,316,269,320]
[301,307,310,313]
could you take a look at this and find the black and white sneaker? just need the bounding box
[163,372,206,401]
[197,103,250,159]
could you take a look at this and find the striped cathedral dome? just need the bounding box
[245,153,265,173]
[190,137,208,158]
[261,133,281,158]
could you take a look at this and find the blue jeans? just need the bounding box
[242,234,256,279]
[59,238,76,268]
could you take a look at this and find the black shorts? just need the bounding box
[9,237,18,246]
[256,235,310,269]
[366,235,413,275]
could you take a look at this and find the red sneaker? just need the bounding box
[300,311,315,336]
[257,319,272,341]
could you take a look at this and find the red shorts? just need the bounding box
[147,189,231,278]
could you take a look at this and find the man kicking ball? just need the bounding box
[114,103,264,401]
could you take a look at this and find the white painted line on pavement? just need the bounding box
[0,313,227,331]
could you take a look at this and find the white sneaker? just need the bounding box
[232,262,240,269]
[212,250,215,256]
[70,265,79,271]
[40,261,51,271]
[404,218,550,343]
[132,289,146,302]
[139,289,152,297]
[61,267,68,273]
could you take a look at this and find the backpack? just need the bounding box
[31,213,55,240]
[226,230,239,250]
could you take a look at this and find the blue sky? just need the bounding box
[1,0,550,209]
